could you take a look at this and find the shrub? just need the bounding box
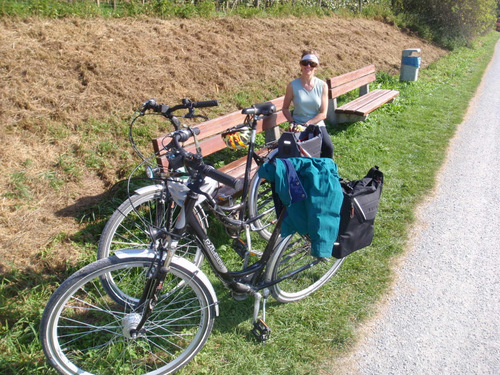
[394,0,497,48]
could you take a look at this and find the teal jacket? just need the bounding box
[258,157,343,257]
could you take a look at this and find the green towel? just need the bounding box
[258,157,343,257]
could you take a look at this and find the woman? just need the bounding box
[282,50,334,158]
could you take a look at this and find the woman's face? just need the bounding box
[300,59,318,75]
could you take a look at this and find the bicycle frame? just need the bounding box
[234,114,261,221]
[165,170,325,299]
[173,183,279,295]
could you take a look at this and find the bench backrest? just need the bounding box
[152,96,286,171]
[327,64,376,99]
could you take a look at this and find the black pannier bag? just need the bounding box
[276,124,322,159]
[333,166,384,259]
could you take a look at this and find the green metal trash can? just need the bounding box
[400,48,421,81]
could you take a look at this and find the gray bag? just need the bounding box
[276,125,322,158]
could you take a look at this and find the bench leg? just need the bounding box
[359,84,369,96]
[264,126,280,144]
[327,98,338,125]
[335,113,369,124]
[263,113,280,143]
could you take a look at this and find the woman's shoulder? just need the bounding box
[315,76,327,85]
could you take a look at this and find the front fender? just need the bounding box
[133,184,164,196]
[114,249,219,316]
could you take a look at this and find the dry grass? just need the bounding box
[0,16,447,272]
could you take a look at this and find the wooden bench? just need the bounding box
[326,64,399,124]
[151,65,398,196]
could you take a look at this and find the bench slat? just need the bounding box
[185,134,227,155]
[328,72,376,99]
[328,64,376,88]
[353,90,399,116]
[337,89,399,116]
[336,89,388,112]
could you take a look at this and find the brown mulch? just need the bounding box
[0,16,447,272]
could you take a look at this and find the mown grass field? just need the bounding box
[1,27,499,375]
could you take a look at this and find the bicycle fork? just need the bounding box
[129,258,170,339]
[129,225,182,339]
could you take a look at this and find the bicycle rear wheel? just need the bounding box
[248,173,277,241]
[98,185,205,266]
[265,234,345,303]
[40,254,216,375]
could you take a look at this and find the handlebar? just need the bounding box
[169,128,243,191]
[130,98,219,164]
[141,98,219,118]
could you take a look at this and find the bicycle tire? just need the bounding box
[40,253,216,375]
[265,233,345,303]
[98,185,205,266]
[248,173,277,241]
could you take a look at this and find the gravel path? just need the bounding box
[334,41,500,375]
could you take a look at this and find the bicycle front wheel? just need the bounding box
[40,254,216,375]
[98,185,205,266]
[265,234,345,303]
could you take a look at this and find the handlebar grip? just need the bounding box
[175,127,200,143]
[193,100,219,108]
[202,165,243,191]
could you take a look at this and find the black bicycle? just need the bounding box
[40,104,345,375]
[97,99,282,269]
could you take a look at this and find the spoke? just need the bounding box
[58,316,121,341]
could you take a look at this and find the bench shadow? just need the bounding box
[327,121,352,136]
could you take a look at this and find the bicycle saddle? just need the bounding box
[241,102,276,116]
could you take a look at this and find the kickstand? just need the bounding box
[251,289,271,342]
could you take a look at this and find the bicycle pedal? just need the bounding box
[251,319,271,342]
[232,238,248,259]
[249,250,263,257]
[214,192,233,206]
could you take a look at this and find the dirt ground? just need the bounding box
[0,16,447,272]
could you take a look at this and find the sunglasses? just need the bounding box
[300,60,318,68]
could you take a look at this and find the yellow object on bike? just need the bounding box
[222,126,251,149]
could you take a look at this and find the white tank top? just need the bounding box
[291,77,325,126]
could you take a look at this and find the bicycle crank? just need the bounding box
[251,289,271,342]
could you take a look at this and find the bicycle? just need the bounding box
[97,98,220,269]
[40,106,346,375]
[97,98,282,269]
